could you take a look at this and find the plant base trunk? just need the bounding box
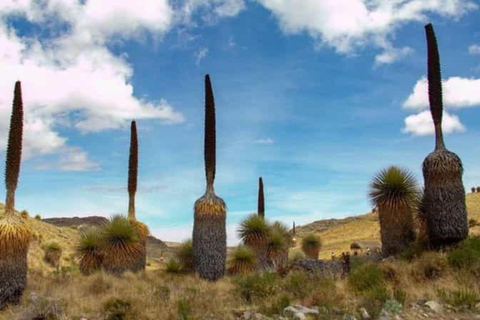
[0,249,28,310]
[193,213,226,281]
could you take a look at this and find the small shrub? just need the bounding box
[301,233,322,259]
[348,263,384,293]
[177,298,192,320]
[393,287,407,305]
[469,219,479,228]
[282,271,314,300]
[448,236,480,276]
[20,210,29,219]
[43,242,62,268]
[412,252,447,280]
[309,276,343,310]
[103,298,133,320]
[289,250,305,262]
[260,294,291,316]
[35,214,41,220]
[437,287,479,309]
[382,299,403,315]
[88,274,113,295]
[165,258,183,274]
[23,296,66,320]
[176,239,194,272]
[234,272,278,303]
[228,245,256,275]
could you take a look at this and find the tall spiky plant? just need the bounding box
[238,214,270,270]
[0,81,31,309]
[126,120,148,271]
[100,215,142,275]
[267,221,290,270]
[77,227,103,275]
[422,24,468,248]
[369,166,418,256]
[192,75,227,281]
[258,177,265,218]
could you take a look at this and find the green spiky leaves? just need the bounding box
[238,214,270,246]
[5,81,24,214]
[425,23,445,151]
[204,75,216,189]
[301,233,322,259]
[370,166,419,211]
[258,177,265,218]
[128,120,138,220]
[228,245,256,275]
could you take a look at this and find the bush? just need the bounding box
[228,245,256,275]
[43,242,62,268]
[301,233,322,259]
[289,250,305,262]
[448,236,480,275]
[165,258,183,274]
[260,294,291,316]
[437,287,479,308]
[177,298,192,320]
[23,296,67,320]
[234,272,278,303]
[35,214,41,220]
[309,276,343,310]
[176,239,194,272]
[103,298,134,320]
[282,271,314,300]
[348,263,384,293]
[412,252,447,280]
[20,210,29,219]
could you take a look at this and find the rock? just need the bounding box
[331,307,343,315]
[377,310,391,320]
[425,301,443,314]
[283,305,319,319]
[359,307,370,320]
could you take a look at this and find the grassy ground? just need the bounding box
[1,194,480,319]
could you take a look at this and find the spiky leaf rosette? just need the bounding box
[100,215,142,275]
[77,227,103,275]
[0,214,31,309]
[176,239,194,272]
[258,177,265,218]
[193,74,227,281]
[5,81,23,216]
[128,121,138,220]
[422,24,468,247]
[238,214,270,270]
[227,245,256,275]
[193,193,226,281]
[369,166,417,255]
[301,233,322,259]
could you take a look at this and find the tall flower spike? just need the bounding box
[204,75,216,190]
[258,177,265,218]
[5,81,24,215]
[425,23,445,151]
[128,120,138,220]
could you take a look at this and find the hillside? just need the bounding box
[293,192,480,259]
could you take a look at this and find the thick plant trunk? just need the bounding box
[379,204,415,256]
[128,194,135,221]
[423,151,468,247]
[193,190,226,281]
[0,251,27,310]
[5,189,15,216]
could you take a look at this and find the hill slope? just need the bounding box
[293,192,480,259]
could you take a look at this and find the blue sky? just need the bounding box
[1,0,480,244]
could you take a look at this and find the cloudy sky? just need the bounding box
[1,0,480,245]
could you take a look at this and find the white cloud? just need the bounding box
[0,1,184,170]
[375,46,413,66]
[194,47,209,65]
[255,0,477,63]
[403,110,465,136]
[469,44,480,55]
[254,138,274,144]
[178,0,246,24]
[404,76,480,110]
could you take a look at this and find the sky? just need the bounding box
[1,0,480,245]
